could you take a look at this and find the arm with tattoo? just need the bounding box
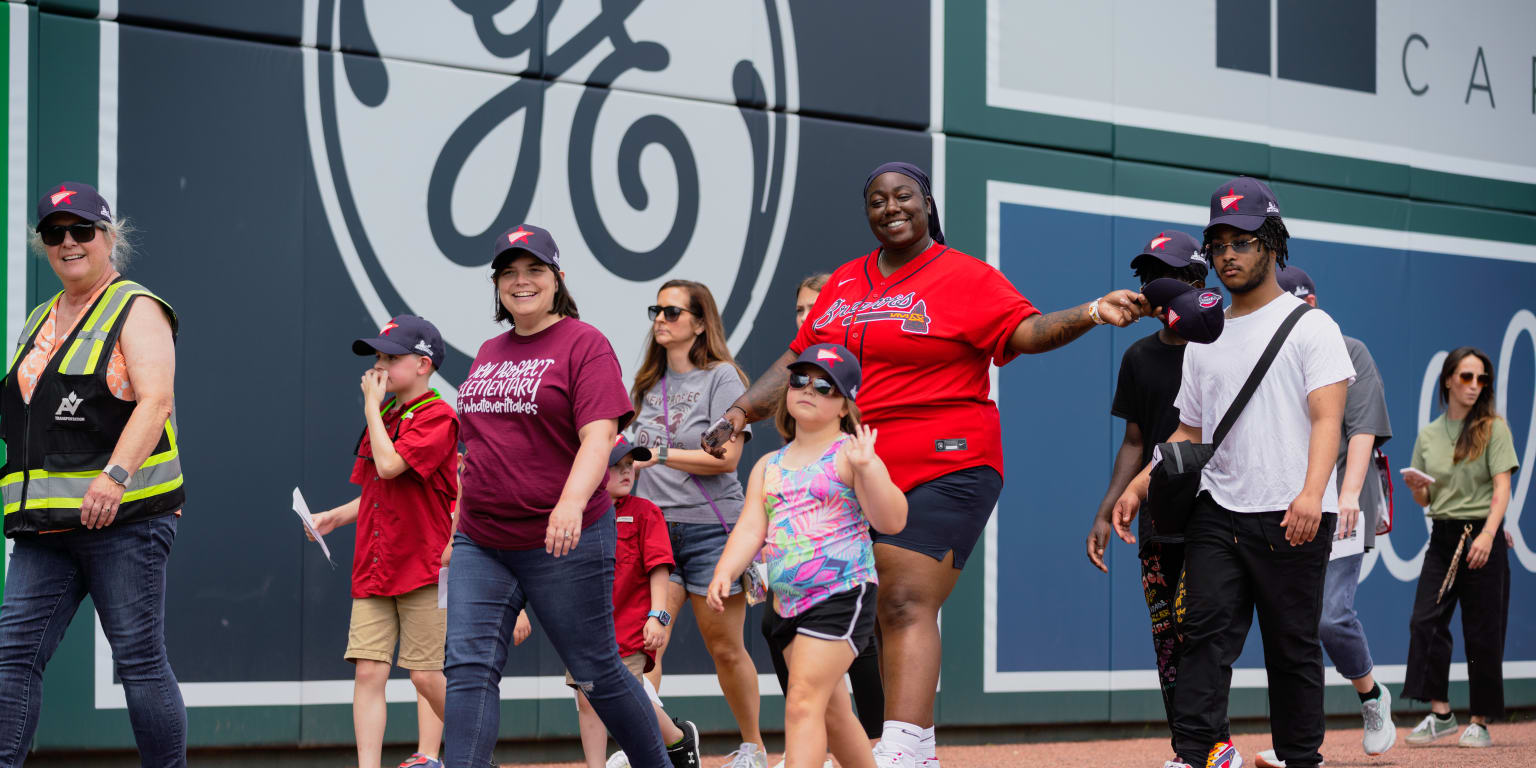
[701,347,796,456]
[1009,289,1147,355]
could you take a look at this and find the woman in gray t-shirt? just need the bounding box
[627,279,764,764]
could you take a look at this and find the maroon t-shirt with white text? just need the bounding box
[457,318,634,550]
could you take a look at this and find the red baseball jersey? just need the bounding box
[791,242,1039,491]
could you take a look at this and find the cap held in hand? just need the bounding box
[1142,278,1225,344]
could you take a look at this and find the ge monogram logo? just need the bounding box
[301,0,799,392]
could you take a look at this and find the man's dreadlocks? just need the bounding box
[1204,215,1290,269]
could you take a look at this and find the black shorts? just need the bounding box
[768,581,877,655]
[872,465,1003,570]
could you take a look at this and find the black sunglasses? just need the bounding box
[647,304,697,322]
[788,371,838,397]
[1203,238,1261,257]
[39,222,100,246]
[1456,372,1491,387]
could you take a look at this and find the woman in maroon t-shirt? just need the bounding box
[443,225,669,767]
[703,163,1147,761]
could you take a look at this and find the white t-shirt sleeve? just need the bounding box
[1173,345,1203,429]
[1297,311,1356,393]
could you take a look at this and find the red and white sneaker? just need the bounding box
[1206,741,1243,768]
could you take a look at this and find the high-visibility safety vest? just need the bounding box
[0,279,184,536]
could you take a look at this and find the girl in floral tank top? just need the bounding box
[707,343,906,768]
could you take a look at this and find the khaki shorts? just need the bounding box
[563,652,648,688]
[345,585,445,671]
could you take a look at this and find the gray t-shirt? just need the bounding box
[628,363,752,525]
[1338,336,1392,549]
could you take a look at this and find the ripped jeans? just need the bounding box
[443,509,666,767]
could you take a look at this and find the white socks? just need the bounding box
[880,721,937,758]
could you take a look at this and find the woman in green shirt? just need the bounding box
[1401,347,1518,749]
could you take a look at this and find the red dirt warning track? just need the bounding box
[508,717,1535,767]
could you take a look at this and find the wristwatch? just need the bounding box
[647,609,672,627]
[657,444,670,465]
[102,464,130,487]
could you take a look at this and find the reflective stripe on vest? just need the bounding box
[8,294,59,370]
[0,419,181,515]
[57,281,166,376]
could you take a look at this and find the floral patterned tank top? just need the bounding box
[761,435,877,617]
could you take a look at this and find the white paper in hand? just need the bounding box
[293,487,335,567]
[438,567,449,609]
[1330,515,1365,560]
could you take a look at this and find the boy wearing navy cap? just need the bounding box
[1087,231,1234,763]
[311,314,461,768]
[1112,178,1355,768]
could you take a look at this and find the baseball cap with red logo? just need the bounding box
[492,225,560,271]
[608,435,653,467]
[1205,176,1281,235]
[352,314,446,370]
[788,343,862,401]
[35,181,112,229]
[1130,230,1207,275]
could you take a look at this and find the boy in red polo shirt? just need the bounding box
[514,438,701,767]
[312,315,460,768]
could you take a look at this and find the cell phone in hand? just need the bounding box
[1400,467,1436,484]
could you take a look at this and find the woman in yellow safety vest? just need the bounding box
[0,182,187,766]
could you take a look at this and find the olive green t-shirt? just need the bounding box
[1410,415,1519,520]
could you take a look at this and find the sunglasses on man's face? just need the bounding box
[1204,238,1261,257]
[39,223,100,246]
[788,372,838,397]
[1456,371,1491,387]
[647,305,696,322]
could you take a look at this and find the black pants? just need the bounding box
[762,603,885,738]
[1402,518,1509,720]
[1172,493,1333,768]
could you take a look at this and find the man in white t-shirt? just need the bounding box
[1112,177,1354,768]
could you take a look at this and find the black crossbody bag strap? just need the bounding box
[1209,304,1313,450]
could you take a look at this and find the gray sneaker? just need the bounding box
[721,743,768,768]
[1406,713,1458,745]
[1458,723,1491,748]
[1361,686,1397,755]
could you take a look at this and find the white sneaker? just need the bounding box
[1361,686,1396,755]
[722,743,768,768]
[871,742,918,768]
[919,758,940,768]
[1163,762,1193,768]
[770,761,832,768]
[605,751,631,768]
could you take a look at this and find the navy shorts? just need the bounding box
[872,466,1003,570]
[667,521,742,597]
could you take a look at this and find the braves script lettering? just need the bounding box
[459,359,556,414]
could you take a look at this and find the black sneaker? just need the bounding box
[667,717,701,768]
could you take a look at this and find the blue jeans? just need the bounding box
[1319,552,1374,680]
[666,521,739,596]
[0,516,185,767]
[444,509,666,767]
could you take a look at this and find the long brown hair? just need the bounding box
[1438,346,1500,463]
[774,382,862,441]
[631,280,746,411]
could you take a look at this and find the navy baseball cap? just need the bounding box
[35,182,112,228]
[353,314,446,370]
[788,343,862,401]
[1140,277,1197,313]
[492,225,560,271]
[1165,287,1226,344]
[1205,177,1281,234]
[1276,265,1315,299]
[1130,230,1208,275]
[608,436,652,467]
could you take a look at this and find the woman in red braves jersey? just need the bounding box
[703,162,1146,766]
